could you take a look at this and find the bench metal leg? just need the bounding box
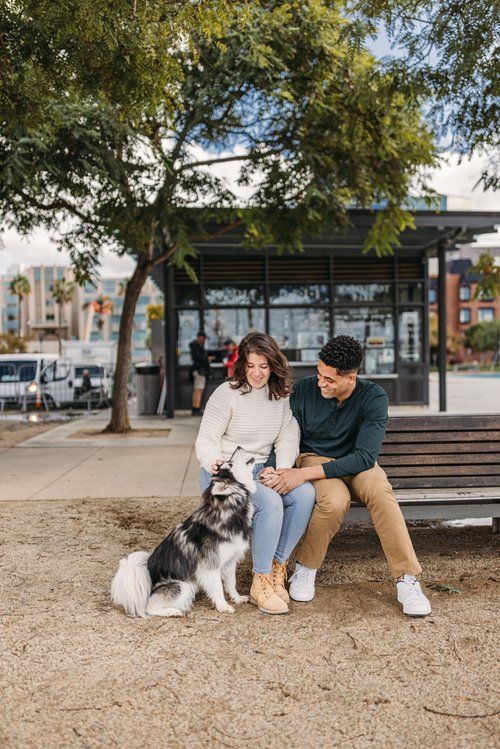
[493,517,499,534]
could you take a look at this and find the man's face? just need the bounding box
[197,335,206,346]
[316,359,356,400]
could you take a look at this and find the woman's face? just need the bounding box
[245,351,271,389]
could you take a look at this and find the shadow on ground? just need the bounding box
[1,498,498,749]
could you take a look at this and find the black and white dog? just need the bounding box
[111,447,255,617]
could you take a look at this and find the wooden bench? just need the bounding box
[344,414,500,532]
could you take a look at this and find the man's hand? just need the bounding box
[258,466,276,481]
[261,467,306,495]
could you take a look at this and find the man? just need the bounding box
[189,331,212,416]
[262,335,431,617]
[80,368,93,401]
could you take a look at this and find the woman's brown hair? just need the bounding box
[230,332,292,400]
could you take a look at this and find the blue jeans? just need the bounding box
[200,464,316,574]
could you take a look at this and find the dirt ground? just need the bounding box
[0,497,498,749]
[0,418,60,447]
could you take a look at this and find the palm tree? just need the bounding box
[9,274,31,337]
[51,278,76,354]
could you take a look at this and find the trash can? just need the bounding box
[135,363,161,415]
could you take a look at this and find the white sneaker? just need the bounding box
[289,563,317,602]
[397,574,432,616]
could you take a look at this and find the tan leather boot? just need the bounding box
[249,573,289,615]
[271,559,290,604]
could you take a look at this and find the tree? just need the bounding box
[8,274,31,337]
[468,253,500,302]
[429,312,462,365]
[0,333,27,354]
[352,1,500,189]
[464,320,500,355]
[50,278,75,354]
[0,1,437,431]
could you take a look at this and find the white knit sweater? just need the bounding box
[195,381,299,471]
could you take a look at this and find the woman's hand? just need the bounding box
[263,467,306,494]
[258,466,277,483]
[209,459,224,475]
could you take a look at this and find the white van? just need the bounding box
[0,354,112,408]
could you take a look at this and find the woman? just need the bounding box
[196,332,316,615]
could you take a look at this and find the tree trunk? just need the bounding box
[104,260,149,433]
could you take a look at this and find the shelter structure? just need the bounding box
[151,210,499,415]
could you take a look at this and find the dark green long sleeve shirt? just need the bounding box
[290,375,389,479]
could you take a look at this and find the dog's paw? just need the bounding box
[231,594,249,605]
[216,602,235,614]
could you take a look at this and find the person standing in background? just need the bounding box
[223,338,238,379]
[189,332,212,416]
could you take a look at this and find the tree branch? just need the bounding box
[149,219,244,268]
[179,149,278,172]
[15,190,90,222]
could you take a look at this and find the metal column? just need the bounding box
[163,258,177,419]
[437,239,447,412]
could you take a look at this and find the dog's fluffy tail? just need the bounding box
[111,551,151,618]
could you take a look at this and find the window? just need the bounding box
[269,284,329,305]
[178,310,200,365]
[334,307,395,374]
[399,309,422,362]
[334,283,393,303]
[0,360,37,382]
[459,285,471,301]
[478,308,495,322]
[269,308,330,361]
[428,288,437,304]
[205,308,265,351]
[459,308,471,324]
[205,285,264,306]
[398,283,424,303]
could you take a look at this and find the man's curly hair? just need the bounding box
[319,335,363,374]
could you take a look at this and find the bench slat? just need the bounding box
[383,430,500,443]
[380,453,500,466]
[390,476,500,489]
[386,415,500,431]
[387,464,500,477]
[380,442,500,455]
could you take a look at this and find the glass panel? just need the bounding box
[398,283,424,303]
[459,285,471,301]
[204,285,264,306]
[178,310,200,365]
[399,309,422,363]
[334,307,395,373]
[269,284,329,305]
[269,308,330,362]
[176,285,200,307]
[478,308,494,322]
[334,283,393,303]
[204,308,265,354]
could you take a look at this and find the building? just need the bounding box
[429,253,500,363]
[77,276,162,362]
[151,209,499,411]
[0,270,21,336]
[21,265,79,345]
[0,265,162,362]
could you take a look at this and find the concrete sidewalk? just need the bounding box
[1,372,498,502]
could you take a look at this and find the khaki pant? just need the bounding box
[295,453,422,579]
